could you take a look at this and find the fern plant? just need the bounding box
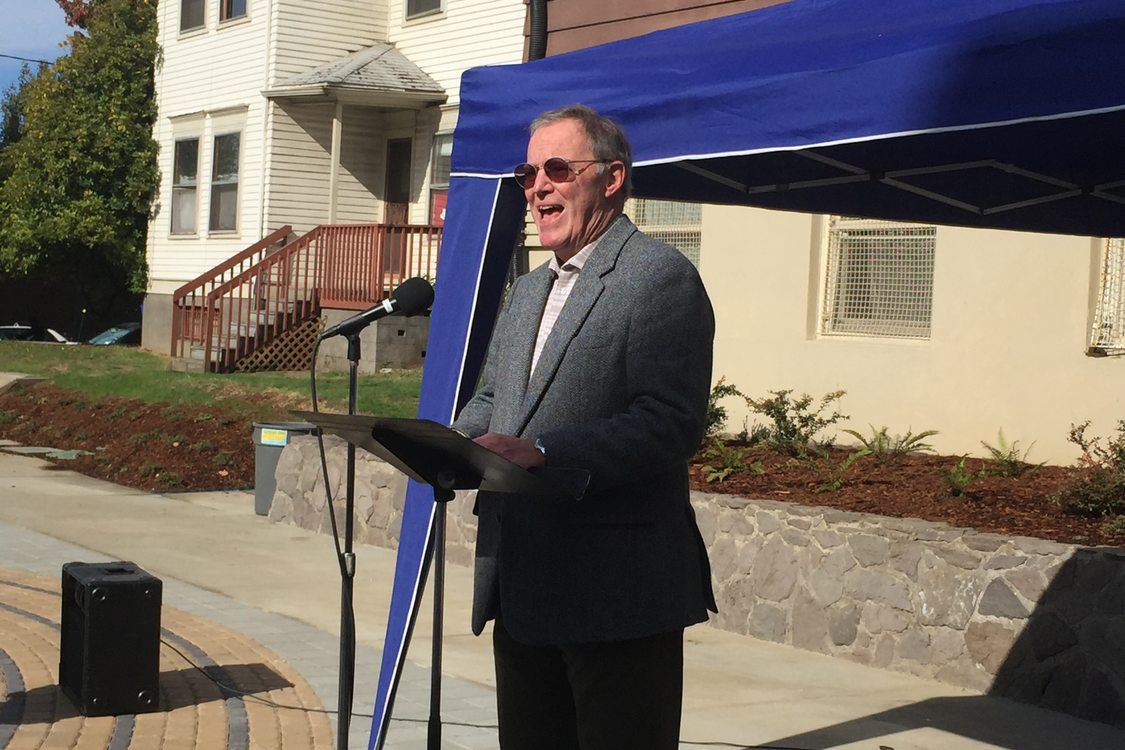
[699,436,764,483]
[842,425,938,465]
[940,456,979,497]
[980,428,1039,477]
[817,448,871,492]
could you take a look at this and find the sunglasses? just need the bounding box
[513,157,611,189]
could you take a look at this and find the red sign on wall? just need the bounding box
[430,189,448,226]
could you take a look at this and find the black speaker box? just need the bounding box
[59,561,162,716]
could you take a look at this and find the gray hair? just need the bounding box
[530,104,632,199]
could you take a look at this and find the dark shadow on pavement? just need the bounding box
[0,663,294,724]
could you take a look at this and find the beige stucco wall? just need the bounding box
[699,205,1125,464]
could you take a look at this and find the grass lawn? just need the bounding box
[0,342,422,419]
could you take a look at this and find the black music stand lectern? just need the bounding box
[293,411,588,750]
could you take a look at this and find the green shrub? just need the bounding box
[745,389,848,457]
[158,472,184,487]
[842,425,937,465]
[11,418,39,434]
[738,421,772,445]
[127,430,163,447]
[139,462,163,477]
[1068,420,1125,472]
[1053,421,1125,518]
[1102,515,1125,536]
[706,376,744,437]
[1055,469,1125,517]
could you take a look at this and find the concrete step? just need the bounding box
[170,357,206,373]
[189,345,231,363]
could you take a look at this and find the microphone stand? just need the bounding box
[428,485,453,749]
[337,332,360,749]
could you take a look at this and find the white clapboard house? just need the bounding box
[142,0,525,372]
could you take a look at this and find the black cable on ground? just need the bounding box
[159,636,490,730]
[162,634,823,749]
[307,337,357,734]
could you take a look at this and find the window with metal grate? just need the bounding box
[627,198,703,268]
[1090,238,1125,354]
[821,216,935,339]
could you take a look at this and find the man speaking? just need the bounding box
[452,104,716,750]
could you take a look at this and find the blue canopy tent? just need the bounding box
[369,0,1125,745]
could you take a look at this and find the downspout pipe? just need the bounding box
[528,0,548,61]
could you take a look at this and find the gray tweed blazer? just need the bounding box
[452,214,717,645]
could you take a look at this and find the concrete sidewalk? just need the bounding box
[1,445,1124,748]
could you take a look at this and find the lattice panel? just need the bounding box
[235,317,325,373]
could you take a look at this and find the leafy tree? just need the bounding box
[0,0,159,295]
[56,0,96,28]
[1,66,37,151]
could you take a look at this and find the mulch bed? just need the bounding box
[1,383,1122,547]
[689,443,1123,547]
[0,383,256,492]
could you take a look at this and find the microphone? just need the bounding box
[319,277,434,340]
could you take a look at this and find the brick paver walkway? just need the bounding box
[0,568,334,749]
[0,518,499,750]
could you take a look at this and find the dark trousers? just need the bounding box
[492,617,685,750]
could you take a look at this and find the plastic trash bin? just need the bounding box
[252,421,317,515]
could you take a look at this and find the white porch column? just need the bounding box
[328,100,343,224]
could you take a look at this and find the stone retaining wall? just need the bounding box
[269,436,479,567]
[271,436,1125,725]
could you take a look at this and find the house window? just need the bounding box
[209,132,240,232]
[431,133,452,186]
[407,0,443,20]
[1089,238,1125,354]
[429,133,452,224]
[821,216,935,339]
[220,0,247,22]
[170,138,199,234]
[626,198,703,268]
[180,0,205,31]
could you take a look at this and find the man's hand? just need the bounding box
[474,433,546,470]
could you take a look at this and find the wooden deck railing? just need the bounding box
[319,223,441,310]
[170,226,293,360]
[170,223,442,372]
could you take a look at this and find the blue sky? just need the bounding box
[0,0,71,96]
